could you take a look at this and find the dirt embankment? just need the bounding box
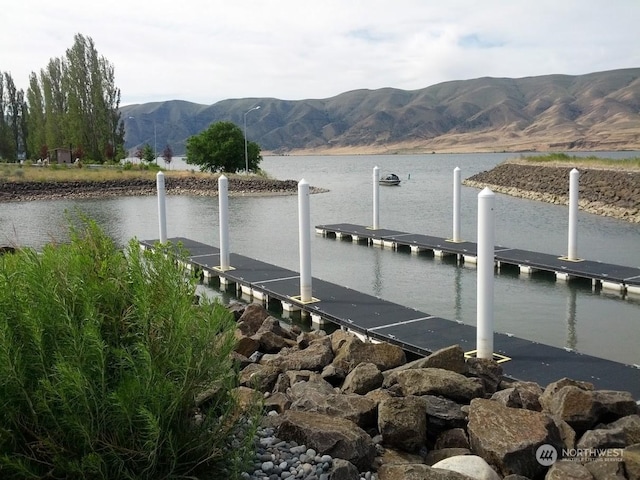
[464,163,640,223]
[0,176,326,202]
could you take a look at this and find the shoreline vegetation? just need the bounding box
[463,154,640,223]
[0,165,327,202]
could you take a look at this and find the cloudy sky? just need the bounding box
[3,1,639,106]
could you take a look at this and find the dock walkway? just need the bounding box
[315,223,640,294]
[140,237,640,399]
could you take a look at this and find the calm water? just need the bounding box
[1,153,639,365]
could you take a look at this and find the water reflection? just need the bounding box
[371,246,382,296]
[453,262,463,322]
[566,286,577,351]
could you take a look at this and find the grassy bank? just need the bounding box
[0,163,269,183]
[513,152,640,170]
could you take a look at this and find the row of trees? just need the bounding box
[2,33,263,172]
[1,34,124,163]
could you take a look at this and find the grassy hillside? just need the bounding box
[122,68,640,155]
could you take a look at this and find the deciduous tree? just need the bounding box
[162,144,173,168]
[24,33,124,163]
[185,121,262,173]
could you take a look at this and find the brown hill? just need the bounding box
[122,68,640,155]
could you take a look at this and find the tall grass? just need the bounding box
[0,217,260,479]
[517,152,640,169]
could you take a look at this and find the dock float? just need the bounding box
[315,223,640,294]
[140,237,640,399]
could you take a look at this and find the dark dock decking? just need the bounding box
[315,223,640,294]
[140,237,640,399]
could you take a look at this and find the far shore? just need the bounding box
[0,167,326,203]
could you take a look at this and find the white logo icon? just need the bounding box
[536,444,558,466]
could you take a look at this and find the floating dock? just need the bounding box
[315,223,640,295]
[140,237,640,399]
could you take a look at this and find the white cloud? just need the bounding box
[2,0,639,105]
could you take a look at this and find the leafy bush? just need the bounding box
[0,218,260,479]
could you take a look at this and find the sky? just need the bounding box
[2,1,639,106]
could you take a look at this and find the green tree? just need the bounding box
[141,143,155,163]
[185,121,262,173]
[0,71,26,161]
[24,33,123,163]
[64,34,123,163]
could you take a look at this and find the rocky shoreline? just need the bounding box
[227,303,640,480]
[0,176,326,202]
[463,162,640,223]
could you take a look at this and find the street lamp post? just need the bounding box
[244,105,260,174]
[154,122,157,164]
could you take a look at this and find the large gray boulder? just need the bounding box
[392,368,484,403]
[431,455,501,480]
[276,410,376,471]
[377,463,476,480]
[584,457,627,480]
[329,458,360,480]
[625,443,640,480]
[261,335,334,371]
[544,461,594,480]
[341,361,384,394]
[332,336,406,373]
[378,396,427,453]
[435,428,470,450]
[491,381,543,411]
[383,345,467,383]
[467,398,563,478]
[288,373,336,405]
[239,363,280,392]
[541,385,637,432]
[423,394,468,432]
[577,414,640,451]
[251,316,297,352]
[236,303,270,335]
[291,392,377,429]
[465,357,503,394]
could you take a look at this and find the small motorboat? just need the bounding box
[379,173,401,186]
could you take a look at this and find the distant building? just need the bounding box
[49,148,72,164]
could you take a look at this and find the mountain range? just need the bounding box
[121,68,640,156]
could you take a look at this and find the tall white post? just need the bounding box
[298,179,312,302]
[373,166,380,229]
[156,171,167,243]
[477,187,495,359]
[567,168,579,261]
[218,175,230,270]
[453,166,461,242]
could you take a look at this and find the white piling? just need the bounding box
[567,168,579,261]
[373,166,380,229]
[298,179,312,302]
[218,174,230,270]
[477,187,495,359]
[453,167,461,242]
[156,171,167,243]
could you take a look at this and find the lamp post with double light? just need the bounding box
[244,105,260,173]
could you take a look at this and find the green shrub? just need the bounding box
[0,218,260,479]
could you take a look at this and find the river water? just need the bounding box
[1,153,639,365]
